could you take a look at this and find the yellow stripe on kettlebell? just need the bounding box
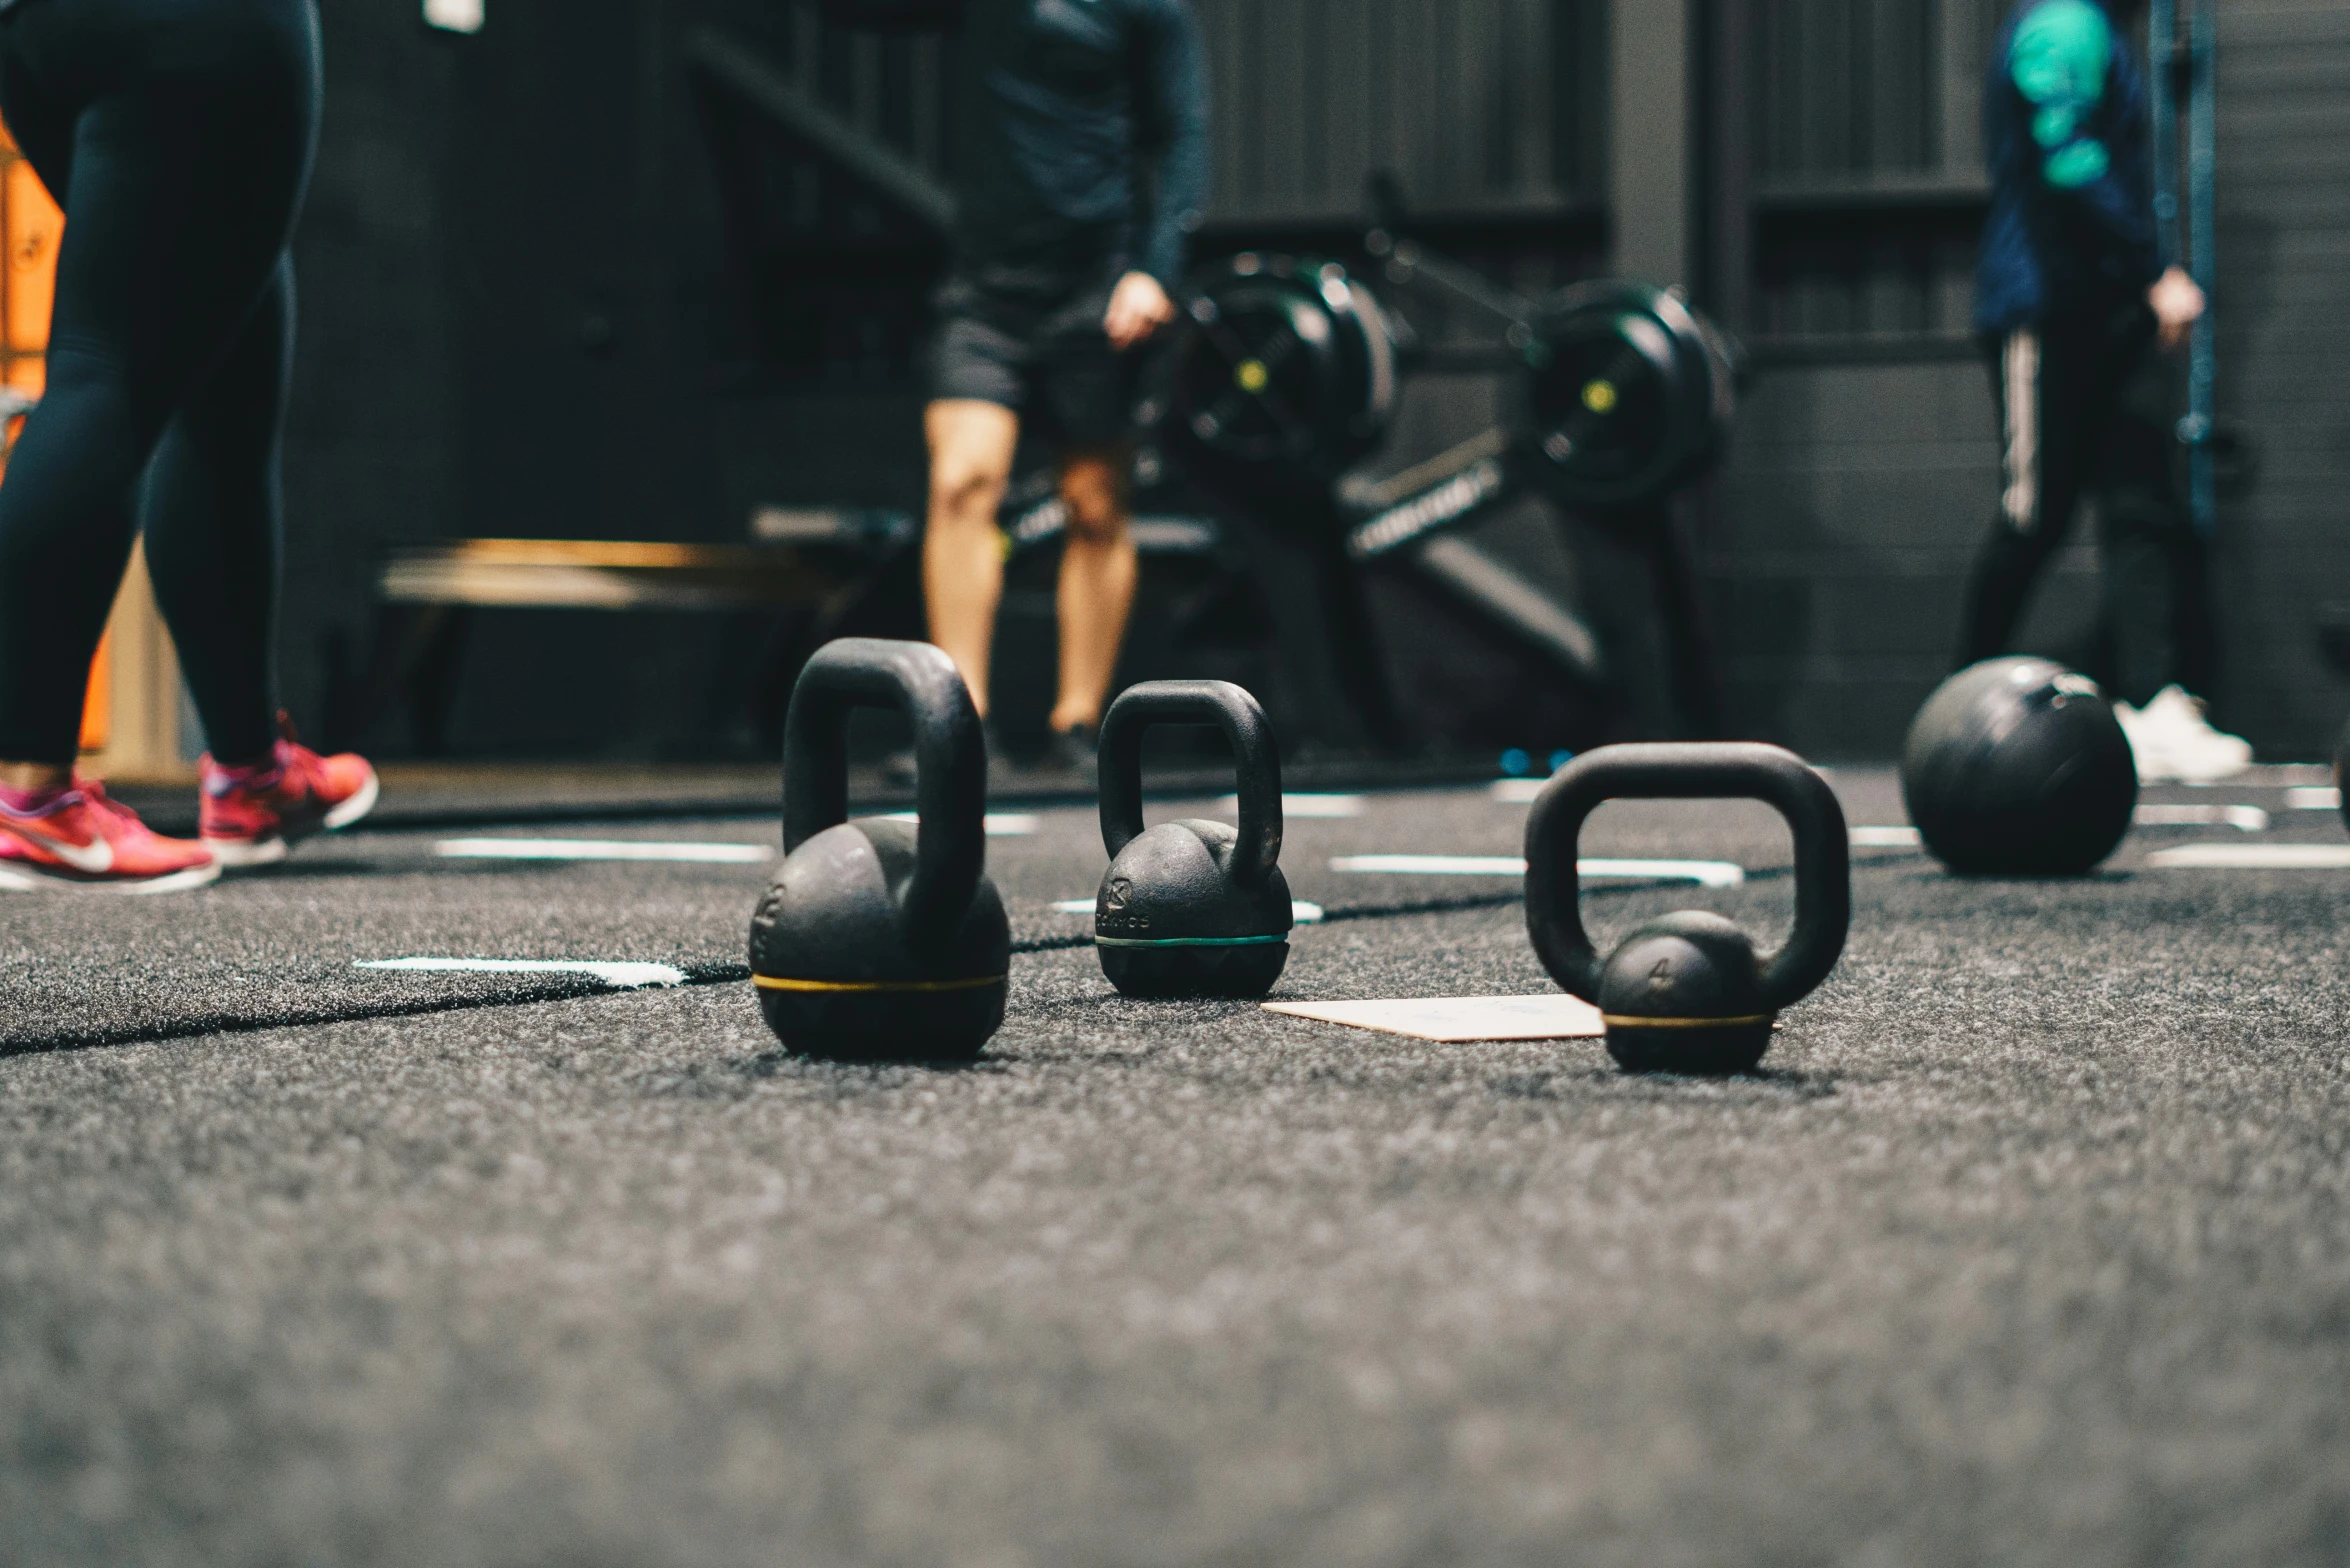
[1601,1012,1774,1030]
[754,974,1008,995]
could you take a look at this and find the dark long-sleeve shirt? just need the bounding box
[953,0,1209,287]
[1974,0,2165,335]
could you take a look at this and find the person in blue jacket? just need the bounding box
[1961,0,2249,779]
[913,0,1209,771]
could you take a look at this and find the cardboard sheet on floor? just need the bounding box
[1263,994,1605,1043]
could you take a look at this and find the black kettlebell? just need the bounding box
[1526,743,1850,1076]
[1094,681,1292,998]
[749,639,1010,1061]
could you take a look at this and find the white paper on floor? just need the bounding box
[1328,855,1745,888]
[2285,787,2343,812]
[2146,844,2350,870]
[2134,804,2270,832]
[436,839,772,864]
[1216,794,1365,819]
[1264,994,1606,1043]
[880,813,1040,836]
[357,958,689,988]
[1052,897,1325,924]
[1850,826,1923,847]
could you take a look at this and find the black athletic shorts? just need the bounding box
[929,257,1140,451]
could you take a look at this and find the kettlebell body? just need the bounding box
[750,639,1010,1061]
[1596,911,1772,1076]
[1526,743,1849,1076]
[1095,682,1292,999]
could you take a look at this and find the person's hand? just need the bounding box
[1104,271,1176,352]
[2150,266,2206,352]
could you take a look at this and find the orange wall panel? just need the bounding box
[4,158,57,362]
[0,122,78,745]
[79,635,110,753]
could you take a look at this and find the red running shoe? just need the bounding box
[0,780,220,893]
[200,720,380,868]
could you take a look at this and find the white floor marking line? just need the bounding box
[1051,897,1325,924]
[1333,854,1525,876]
[2251,765,2337,787]
[1328,855,1745,888]
[2179,766,2331,789]
[1581,859,1746,887]
[436,839,772,864]
[1215,794,1365,819]
[357,958,689,988]
[1496,775,1867,813]
[2134,804,2270,832]
[1583,859,1746,887]
[2146,844,2350,871]
[1850,826,1923,847]
[1264,994,1606,1043]
[879,813,1040,837]
[2285,787,2342,812]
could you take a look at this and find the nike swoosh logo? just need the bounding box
[5,821,113,873]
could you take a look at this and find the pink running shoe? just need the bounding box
[0,780,220,893]
[200,719,380,868]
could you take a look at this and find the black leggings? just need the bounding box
[0,0,320,765]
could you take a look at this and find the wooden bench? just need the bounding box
[348,514,918,755]
[345,505,1228,756]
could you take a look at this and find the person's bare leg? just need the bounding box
[923,399,1022,718]
[1051,447,1139,734]
[0,761,73,792]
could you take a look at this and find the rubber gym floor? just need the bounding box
[4,767,2348,1566]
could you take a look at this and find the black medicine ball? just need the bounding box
[1901,658,2139,876]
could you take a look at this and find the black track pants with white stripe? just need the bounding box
[1956,299,2211,707]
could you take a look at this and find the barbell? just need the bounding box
[1154,255,1737,518]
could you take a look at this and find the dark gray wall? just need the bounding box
[280,2,468,738]
[1192,0,1603,223]
[270,0,2350,760]
[1706,0,2002,755]
[2206,0,2350,754]
[283,0,811,759]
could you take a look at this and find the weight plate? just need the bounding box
[1512,282,1737,516]
[1152,254,1397,500]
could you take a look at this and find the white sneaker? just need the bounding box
[2114,685,2255,784]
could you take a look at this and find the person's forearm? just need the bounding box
[1141,142,1207,288]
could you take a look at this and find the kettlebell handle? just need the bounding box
[1525,743,1850,1011]
[1098,681,1283,888]
[783,638,988,957]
